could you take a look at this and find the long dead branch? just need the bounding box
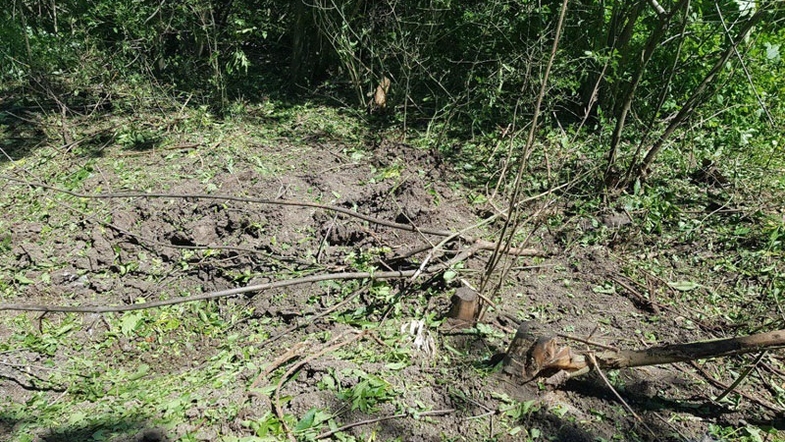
[2,176,542,256]
[0,269,419,313]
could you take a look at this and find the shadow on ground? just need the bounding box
[0,411,168,442]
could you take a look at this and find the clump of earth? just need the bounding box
[0,137,772,442]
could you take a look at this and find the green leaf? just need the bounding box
[668,281,700,291]
[247,385,277,399]
[318,374,336,391]
[128,363,150,381]
[68,411,87,425]
[765,43,781,62]
[0,234,11,252]
[53,322,76,337]
[592,285,616,294]
[385,362,407,371]
[15,274,34,285]
[120,312,143,336]
[744,425,763,442]
[295,408,316,431]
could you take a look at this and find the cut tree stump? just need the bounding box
[504,321,785,384]
[446,287,480,324]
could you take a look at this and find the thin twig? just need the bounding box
[636,7,766,180]
[689,361,781,412]
[714,351,766,403]
[556,333,618,352]
[480,0,569,296]
[316,408,455,440]
[586,353,657,438]
[248,341,308,390]
[0,270,420,313]
[610,275,659,313]
[273,331,367,442]
[260,289,363,347]
[1,176,542,256]
[104,220,311,266]
[715,3,776,128]
[1,176,450,233]
[115,142,200,157]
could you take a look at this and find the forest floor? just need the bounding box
[1,97,784,442]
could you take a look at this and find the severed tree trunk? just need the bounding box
[505,321,785,384]
[595,329,785,368]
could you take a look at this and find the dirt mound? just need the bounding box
[0,136,773,442]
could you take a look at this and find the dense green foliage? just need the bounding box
[0,0,782,183]
[1,2,785,441]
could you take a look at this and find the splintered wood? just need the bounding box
[446,287,480,324]
[504,321,785,385]
[503,322,589,385]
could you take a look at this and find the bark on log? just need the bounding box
[594,328,785,369]
[504,321,785,383]
[447,287,480,324]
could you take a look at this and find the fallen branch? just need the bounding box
[595,330,785,369]
[2,176,543,256]
[0,270,420,313]
[504,322,785,388]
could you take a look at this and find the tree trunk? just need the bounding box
[604,0,689,187]
[504,321,785,383]
[633,8,766,183]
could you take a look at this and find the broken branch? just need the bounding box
[2,176,543,256]
[0,270,420,313]
[505,322,785,384]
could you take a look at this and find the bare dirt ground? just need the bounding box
[1,126,781,442]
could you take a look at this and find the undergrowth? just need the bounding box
[1,84,783,441]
